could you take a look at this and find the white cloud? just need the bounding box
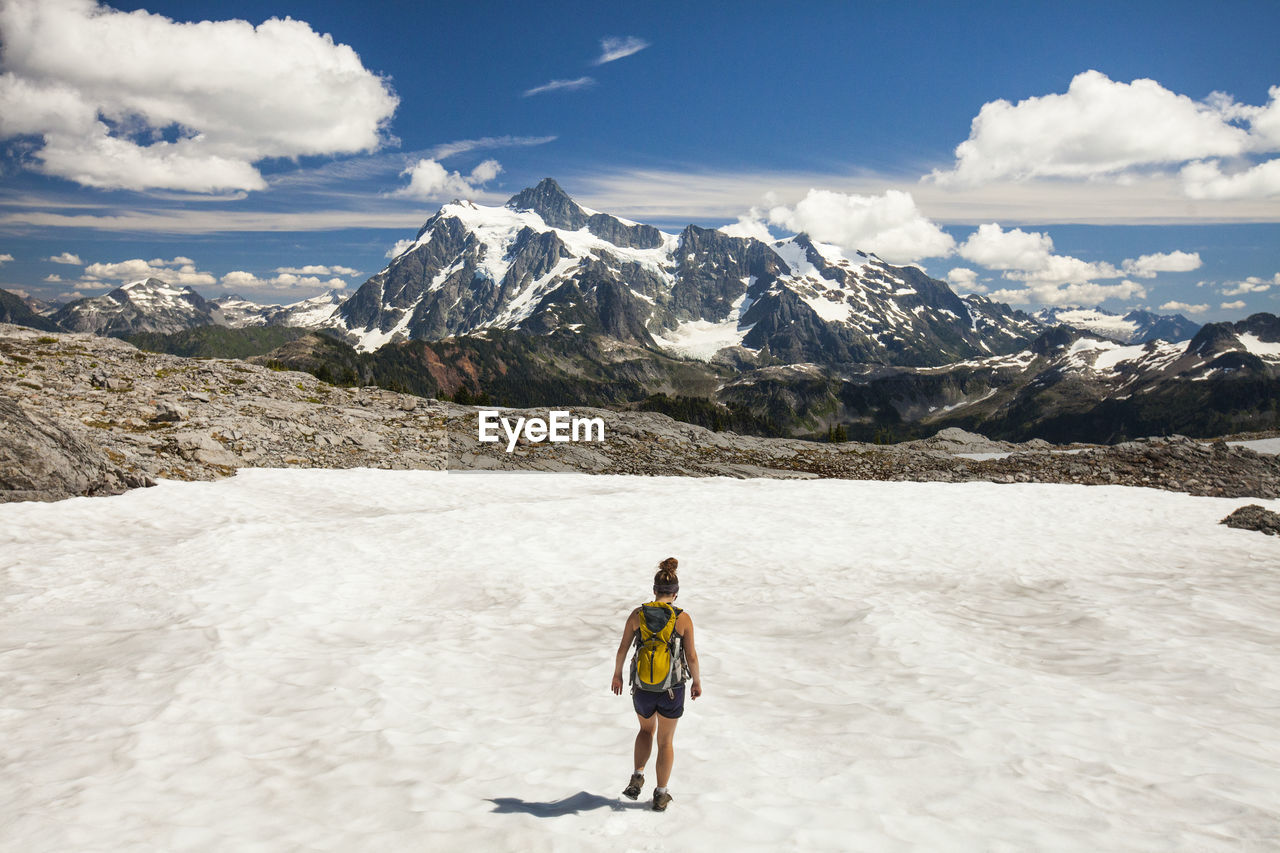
[594,36,650,65]
[83,256,215,287]
[220,270,347,291]
[274,265,359,277]
[395,158,503,200]
[718,210,775,242]
[1018,255,1123,286]
[0,0,397,192]
[1180,158,1280,199]
[1221,300,1247,311]
[427,135,556,161]
[468,159,502,184]
[990,279,1148,307]
[0,253,12,264]
[931,71,1253,186]
[522,77,595,97]
[765,189,955,264]
[955,223,1201,307]
[385,238,415,259]
[1121,251,1202,278]
[945,267,985,293]
[1159,301,1209,314]
[47,251,82,265]
[7,287,30,298]
[957,223,1121,288]
[1251,85,1280,148]
[960,222,1148,305]
[957,223,1053,271]
[43,273,62,282]
[1220,274,1279,295]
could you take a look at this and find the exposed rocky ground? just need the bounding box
[4,323,1280,503]
[1220,504,1280,536]
[1,325,447,502]
[447,406,1280,498]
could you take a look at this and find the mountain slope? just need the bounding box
[0,288,60,332]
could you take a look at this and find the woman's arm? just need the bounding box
[611,609,640,695]
[680,613,702,699]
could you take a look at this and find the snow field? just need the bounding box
[2,471,1278,852]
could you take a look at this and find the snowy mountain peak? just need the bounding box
[214,289,345,331]
[505,177,587,231]
[331,180,1044,361]
[52,277,216,336]
[115,277,204,307]
[121,277,177,292]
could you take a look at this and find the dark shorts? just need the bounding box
[633,684,685,719]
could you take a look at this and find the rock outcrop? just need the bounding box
[444,403,1280,498]
[1,324,448,501]
[0,395,152,502]
[1220,504,1280,536]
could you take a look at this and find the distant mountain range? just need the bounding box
[9,179,1201,360]
[2,179,1272,442]
[1033,306,1201,345]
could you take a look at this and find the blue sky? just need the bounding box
[1,0,1278,320]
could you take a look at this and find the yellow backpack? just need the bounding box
[631,602,687,693]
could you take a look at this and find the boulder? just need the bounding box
[1220,504,1280,536]
[0,396,152,502]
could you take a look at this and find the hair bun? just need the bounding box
[654,557,680,588]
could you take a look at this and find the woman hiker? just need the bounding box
[611,557,702,812]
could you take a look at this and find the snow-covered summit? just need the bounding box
[52,277,219,336]
[336,180,1041,362]
[214,290,345,331]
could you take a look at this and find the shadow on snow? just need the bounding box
[488,791,650,817]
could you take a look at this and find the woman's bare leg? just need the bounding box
[655,714,680,787]
[633,713,656,772]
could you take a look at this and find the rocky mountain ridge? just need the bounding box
[714,314,1280,442]
[4,323,1279,503]
[234,310,1280,444]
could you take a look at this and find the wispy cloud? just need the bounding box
[1159,300,1210,314]
[262,137,556,196]
[275,264,359,276]
[570,165,1280,227]
[0,208,432,234]
[594,36,649,65]
[522,76,595,97]
[427,135,558,160]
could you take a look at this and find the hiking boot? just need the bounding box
[622,773,644,800]
[652,790,673,812]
